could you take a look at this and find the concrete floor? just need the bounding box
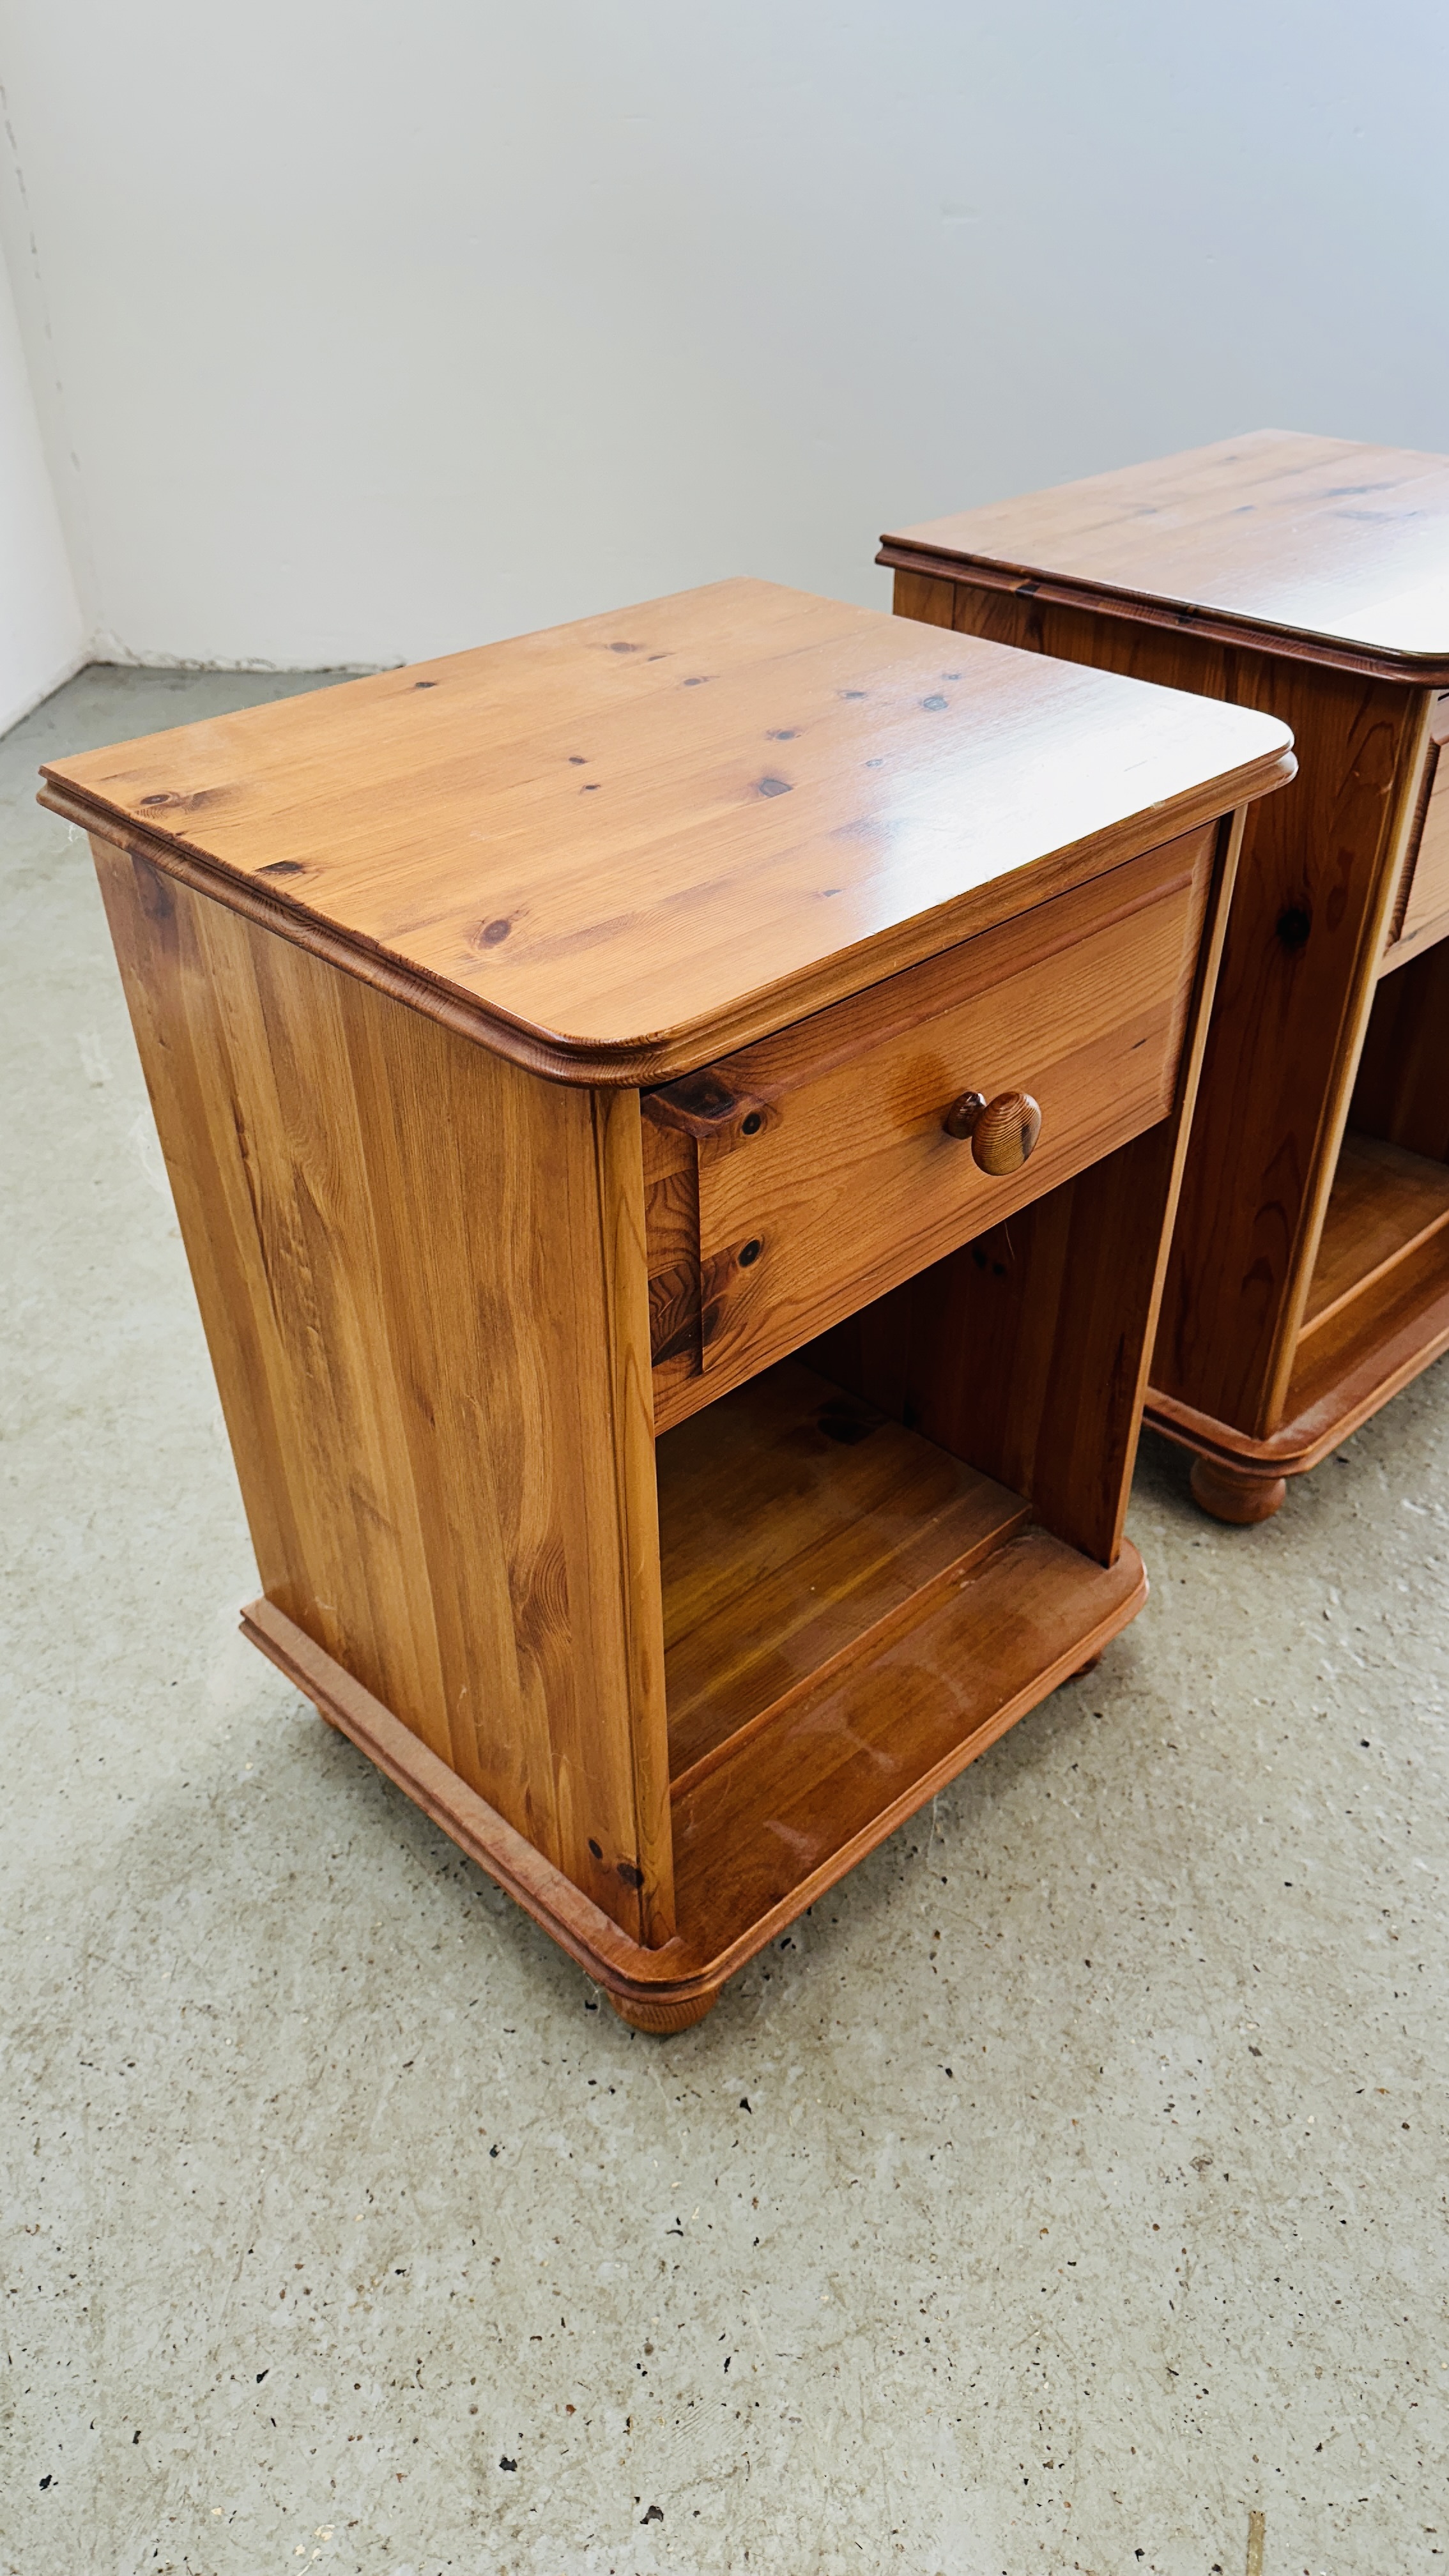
[2,665,1446,2576]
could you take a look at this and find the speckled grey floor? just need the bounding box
[3,666,1446,2576]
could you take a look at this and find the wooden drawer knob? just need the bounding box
[942,1088,1042,1174]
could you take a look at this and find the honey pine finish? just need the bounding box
[42,580,1291,2026]
[881,432,1449,1523]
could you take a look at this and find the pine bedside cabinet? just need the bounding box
[881,432,1449,1524]
[42,580,1291,2025]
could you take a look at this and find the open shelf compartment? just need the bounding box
[648,1227,1152,1974]
[638,1090,1207,1990]
[664,1503,1142,1972]
[1299,1132,1449,1347]
[657,1358,1030,1787]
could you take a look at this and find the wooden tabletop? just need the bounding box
[881,431,1449,683]
[42,578,1292,1084]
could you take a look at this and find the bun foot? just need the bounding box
[606,1987,720,2034]
[1190,1456,1288,1525]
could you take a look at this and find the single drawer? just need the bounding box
[644,822,1217,1424]
[1384,693,1449,966]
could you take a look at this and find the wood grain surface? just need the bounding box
[903,565,1429,1439]
[77,566,1291,2015]
[243,1532,1146,2020]
[1149,1212,1449,1482]
[882,431,1449,677]
[668,1529,1146,1961]
[1384,698,1449,965]
[42,578,1291,1084]
[891,475,1449,1492]
[641,1112,702,1407]
[641,825,1215,1428]
[802,808,1242,1565]
[94,836,673,1945]
[1351,939,1449,1163]
[692,829,1209,1398]
[1298,1132,1449,1343]
[1282,1225,1449,1439]
[657,1359,1028,1782]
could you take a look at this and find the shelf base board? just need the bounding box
[1147,1213,1449,1507]
[668,1529,1143,1969]
[1298,1132,1449,1346]
[242,1531,1144,2025]
[659,1357,1030,1785]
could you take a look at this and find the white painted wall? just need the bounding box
[1,1,1447,672]
[0,235,84,729]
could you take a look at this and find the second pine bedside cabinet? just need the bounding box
[882,433,1449,1521]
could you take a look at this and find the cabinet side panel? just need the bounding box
[942,580,1425,1436]
[92,837,671,1943]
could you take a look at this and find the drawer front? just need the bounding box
[645,823,1216,1415]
